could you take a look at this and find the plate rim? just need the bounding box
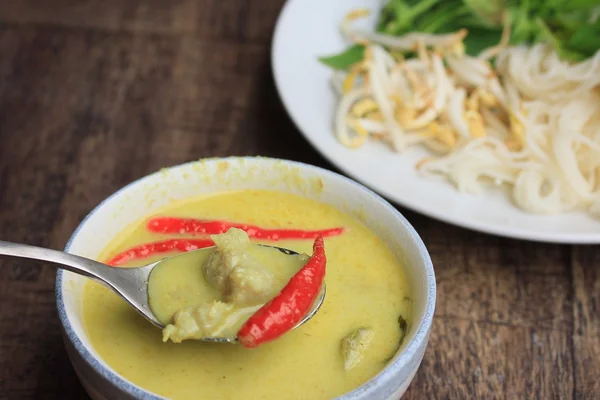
[270,0,600,245]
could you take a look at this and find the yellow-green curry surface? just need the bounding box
[83,189,411,400]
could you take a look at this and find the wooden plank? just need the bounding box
[0,0,284,42]
[404,317,574,399]
[0,0,201,34]
[424,221,573,330]
[572,246,600,399]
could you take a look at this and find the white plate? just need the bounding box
[271,0,600,244]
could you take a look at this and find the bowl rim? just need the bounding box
[55,156,436,400]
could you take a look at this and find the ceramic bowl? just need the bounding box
[55,156,436,400]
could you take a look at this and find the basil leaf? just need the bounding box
[464,27,504,56]
[567,21,600,56]
[318,44,365,70]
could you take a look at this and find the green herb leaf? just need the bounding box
[318,44,365,70]
[463,0,505,26]
[464,27,504,56]
[418,3,471,33]
[322,0,600,71]
[378,0,444,35]
[546,0,600,12]
[567,21,600,56]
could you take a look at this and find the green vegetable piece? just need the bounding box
[418,3,471,33]
[379,0,446,34]
[555,11,591,32]
[318,44,365,70]
[462,27,503,56]
[568,22,600,56]
[390,0,414,29]
[324,0,600,70]
[398,315,408,333]
[463,0,504,26]
[400,0,442,28]
[383,314,409,364]
[507,6,538,45]
[534,17,587,61]
[377,3,396,32]
[340,328,375,371]
[548,0,600,12]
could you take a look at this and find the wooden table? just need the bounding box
[0,1,598,399]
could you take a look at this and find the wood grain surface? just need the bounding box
[0,1,598,399]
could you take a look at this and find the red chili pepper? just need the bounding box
[237,236,326,348]
[146,217,345,241]
[106,238,214,266]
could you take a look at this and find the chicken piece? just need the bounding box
[203,227,249,291]
[227,263,274,305]
[203,227,274,306]
[162,301,234,343]
[340,328,375,371]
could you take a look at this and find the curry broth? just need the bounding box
[83,190,411,400]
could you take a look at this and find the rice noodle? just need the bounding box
[329,13,600,216]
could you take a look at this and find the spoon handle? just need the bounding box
[0,240,114,279]
[0,240,160,327]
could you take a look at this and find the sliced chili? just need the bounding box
[147,217,345,241]
[106,238,214,266]
[237,236,326,348]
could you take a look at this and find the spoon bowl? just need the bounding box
[0,240,325,343]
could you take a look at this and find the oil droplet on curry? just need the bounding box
[83,190,411,400]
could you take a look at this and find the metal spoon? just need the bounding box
[0,240,325,344]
